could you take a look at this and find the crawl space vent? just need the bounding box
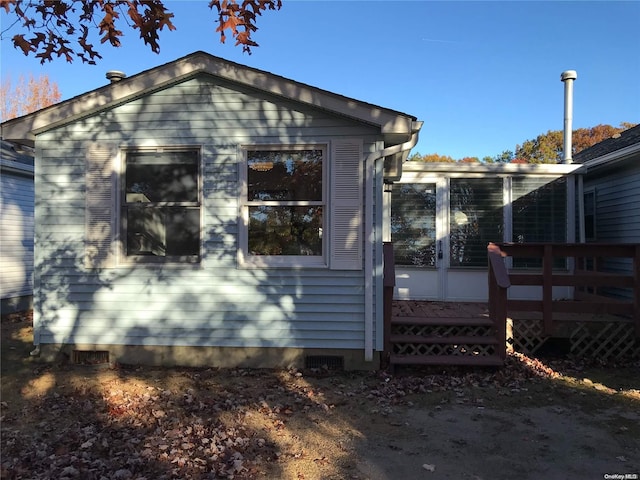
[73,350,110,365]
[305,355,344,370]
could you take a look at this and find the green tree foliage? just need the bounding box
[493,150,514,163]
[0,0,281,64]
[408,153,456,163]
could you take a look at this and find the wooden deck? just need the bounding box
[387,301,503,369]
[393,301,490,319]
[382,242,640,370]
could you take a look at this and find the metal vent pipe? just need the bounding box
[560,70,577,164]
[106,70,127,83]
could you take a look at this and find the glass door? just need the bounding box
[391,180,444,300]
[392,176,505,301]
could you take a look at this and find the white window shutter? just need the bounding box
[85,143,117,269]
[330,139,363,270]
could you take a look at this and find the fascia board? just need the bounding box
[191,55,416,134]
[0,158,34,176]
[401,162,585,175]
[583,143,640,171]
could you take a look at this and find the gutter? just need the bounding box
[0,158,34,177]
[362,123,422,361]
[580,142,640,171]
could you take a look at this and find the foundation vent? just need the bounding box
[73,350,110,365]
[305,355,344,370]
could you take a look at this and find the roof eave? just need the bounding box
[0,52,419,143]
[583,142,640,171]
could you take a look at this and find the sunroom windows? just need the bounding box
[391,176,568,269]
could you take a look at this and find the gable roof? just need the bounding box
[0,51,421,147]
[573,124,640,166]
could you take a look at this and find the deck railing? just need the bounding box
[487,242,640,339]
[487,243,511,360]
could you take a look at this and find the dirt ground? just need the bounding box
[1,312,639,480]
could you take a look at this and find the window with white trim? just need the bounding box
[240,146,326,267]
[121,148,201,263]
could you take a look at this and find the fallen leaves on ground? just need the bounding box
[1,345,638,479]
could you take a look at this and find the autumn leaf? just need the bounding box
[2,0,279,63]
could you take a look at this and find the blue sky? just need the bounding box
[2,1,639,160]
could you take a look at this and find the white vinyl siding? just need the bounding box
[585,167,640,243]
[1,168,34,300]
[583,163,640,300]
[33,75,377,351]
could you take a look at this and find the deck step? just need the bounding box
[390,334,499,345]
[389,354,504,367]
[391,316,493,327]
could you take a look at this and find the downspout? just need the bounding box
[362,126,421,361]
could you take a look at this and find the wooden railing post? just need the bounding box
[542,244,553,336]
[488,243,511,360]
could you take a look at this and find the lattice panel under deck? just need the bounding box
[509,318,549,354]
[393,343,497,357]
[392,324,494,338]
[570,322,639,360]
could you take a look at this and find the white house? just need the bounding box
[0,51,422,369]
[1,140,34,313]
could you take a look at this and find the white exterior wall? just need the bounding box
[1,158,34,310]
[33,75,384,353]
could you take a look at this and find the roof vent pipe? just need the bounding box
[106,70,126,83]
[560,70,577,164]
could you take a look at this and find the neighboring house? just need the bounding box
[573,124,640,299]
[0,51,422,369]
[1,140,34,313]
[390,161,583,301]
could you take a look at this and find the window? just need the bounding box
[391,183,437,267]
[449,178,503,267]
[121,148,201,263]
[512,177,566,244]
[512,177,567,268]
[240,146,326,267]
[584,189,596,241]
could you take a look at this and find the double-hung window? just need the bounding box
[122,148,201,263]
[240,146,326,267]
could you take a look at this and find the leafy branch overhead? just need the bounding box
[0,0,282,64]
